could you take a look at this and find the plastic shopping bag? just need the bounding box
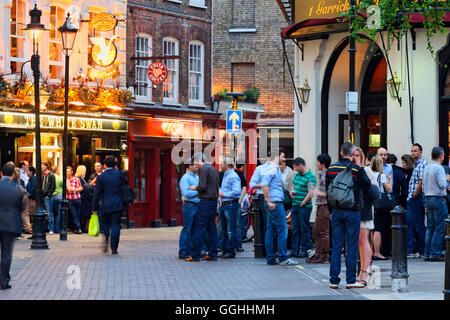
[88,214,100,237]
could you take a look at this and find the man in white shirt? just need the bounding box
[19,161,29,187]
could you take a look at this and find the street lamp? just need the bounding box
[386,72,401,99]
[58,13,78,241]
[23,4,49,249]
[298,79,311,104]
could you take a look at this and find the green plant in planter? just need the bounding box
[0,75,10,97]
[214,88,232,101]
[243,88,261,103]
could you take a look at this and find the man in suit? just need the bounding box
[93,156,124,255]
[0,162,24,290]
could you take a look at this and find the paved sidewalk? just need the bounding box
[0,227,446,300]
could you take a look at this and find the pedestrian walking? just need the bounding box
[42,161,56,234]
[178,162,200,260]
[307,153,331,264]
[75,165,93,233]
[406,143,428,259]
[218,158,241,258]
[290,157,316,258]
[51,166,63,233]
[422,146,448,261]
[0,162,24,290]
[66,166,83,234]
[326,142,371,289]
[186,153,220,262]
[24,167,35,236]
[387,153,408,209]
[261,149,298,266]
[235,163,247,251]
[93,156,125,255]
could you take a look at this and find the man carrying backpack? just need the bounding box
[326,142,371,289]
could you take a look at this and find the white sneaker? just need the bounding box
[329,283,339,289]
[279,258,298,266]
[48,231,54,235]
[407,253,416,258]
[346,282,365,289]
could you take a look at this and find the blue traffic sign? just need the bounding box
[226,110,242,133]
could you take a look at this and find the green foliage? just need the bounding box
[214,88,232,101]
[243,88,261,103]
[0,75,10,97]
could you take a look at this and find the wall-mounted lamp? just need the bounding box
[298,79,311,104]
[386,72,401,99]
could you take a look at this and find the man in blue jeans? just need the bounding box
[178,163,200,259]
[406,143,428,258]
[326,142,371,289]
[261,149,298,266]
[186,153,220,262]
[41,162,56,234]
[422,146,448,261]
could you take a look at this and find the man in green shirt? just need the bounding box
[51,166,63,233]
[289,157,316,258]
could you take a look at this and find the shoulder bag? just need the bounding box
[374,174,395,212]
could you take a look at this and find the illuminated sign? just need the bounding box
[87,65,120,80]
[132,117,202,139]
[369,134,381,147]
[91,13,118,32]
[148,62,168,84]
[0,112,128,133]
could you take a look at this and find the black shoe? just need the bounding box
[236,247,244,252]
[179,253,189,260]
[221,253,235,258]
[295,253,308,258]
[242,237,253,243]
[27,236,34,240]
[200,253,207,258]
[111,250,118,255]
[0,284,11,290]
[429,256,444,262]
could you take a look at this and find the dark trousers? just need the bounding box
[0,231,15,287]
[406,197,426,255]
[102,211,122,251]
[313,204,330,259]
[191,200,218,260]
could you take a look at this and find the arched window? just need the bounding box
[163,37,179,104]
[189,41,204,105]
[135,34,152,102]
[49,5,65,79]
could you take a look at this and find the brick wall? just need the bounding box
[212,0,294,119]
[127,0,212,107]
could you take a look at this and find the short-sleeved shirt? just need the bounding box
[261,162,284,202]
[67,177,81,200]
[53,174,63,196]
[408,157,428,200]
[292,170,316,207]
[374,172,387,192]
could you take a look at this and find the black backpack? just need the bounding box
[327,164,355,209]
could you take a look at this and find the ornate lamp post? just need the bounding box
[58,14,78,241]
[23,4,49,249]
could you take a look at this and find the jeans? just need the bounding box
[235,206,243,249]
[291,205,313,255]
[264,202,288,264]
[0,231,15,287]
[423,196,447,258]
[102,211,122,251]
[68,198,82,231]
[191,200,218,260]
[179,202,199,256]
[217,205,224,250]
[329,208,360,285]
[53,194,62,233]
[219,203,239,256]
[43,196,54,232]
[406,197,426,255]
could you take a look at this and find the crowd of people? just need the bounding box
[178,142,449,289]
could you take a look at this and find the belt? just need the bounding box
[271,201,283,204]
[184,200,199,205]
[222,199,239,206]
[425,195,446,198]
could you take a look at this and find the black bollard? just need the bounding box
[444,214,450,300]
[390,205,409,292]
[59,199,69,241]
[31,207,49,249]
[253,196,266,258]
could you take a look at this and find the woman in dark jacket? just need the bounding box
[75,165,93,233]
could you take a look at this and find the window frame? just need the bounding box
[9,0,27,70]
[162,37,179,105]
[189,0,207,9]
[48,5,65,79]
[134,34,152,103]
[188,41,205,106]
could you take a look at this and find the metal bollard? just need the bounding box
[390,205,409,292]
[30,208,49,250]
[444,214,450,300]
[253,196,266,258]
[59,199,69,241]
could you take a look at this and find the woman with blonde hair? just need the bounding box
[371,156,392,260]
[75,165,91,233]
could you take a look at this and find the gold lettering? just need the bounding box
[98,120,103,130]
[86,120,92,129]
[80,120,85,129]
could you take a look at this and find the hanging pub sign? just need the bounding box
[148,61,168,84]
[88,13,121,80]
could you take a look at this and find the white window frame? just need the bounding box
[135,34,152,103]
[49,5,65,79]
[162,37,179,105]
[189,0,207,9]
[188,41,204,106]
[9,0,27,72]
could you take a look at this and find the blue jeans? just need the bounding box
[264,202,288,264]
[102,211,121,251]
[43,196,54,232]
[423,196,447,258]
[329,208,360,285]
[217,205,224,250]
[68,198,82,231]
[219,203,239,256]
[406,197,426,255]
[191,200,218,260]
[291,205,312,255]
[53,194,62,233]
[235,206,243,249]
[179,202,199,256]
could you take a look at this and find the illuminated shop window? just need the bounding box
[163,37,179,103]
[134,151,146,201]
[189,41,204,105]
[135,35,152,102]
[10,0,26,74]
[49,5,65,79]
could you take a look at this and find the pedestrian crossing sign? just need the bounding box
[226,110,242,133]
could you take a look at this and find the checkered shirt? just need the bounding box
[67,177,81,200]
[407,157,428,200]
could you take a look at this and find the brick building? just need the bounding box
[126,0,219,228]
[212,0,295,164]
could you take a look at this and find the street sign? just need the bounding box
[226,110,242,133]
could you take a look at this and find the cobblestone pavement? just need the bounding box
[0,227,445,300]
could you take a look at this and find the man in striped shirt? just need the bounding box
[289,157,316,258]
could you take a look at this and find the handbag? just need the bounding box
[121,172,135,206]
[374,173,395,212]
[88,214,100,236]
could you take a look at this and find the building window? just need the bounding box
[49,6,65,79]
[134,151,146,202]
[189,42,204,104]
[10,0,26,74]
[163,38,179,103]
[135,35,152,102]
[189,0,206,8]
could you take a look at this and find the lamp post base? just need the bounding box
[391,278,408,293]
[59,199,69,241]
[30,208,49,250]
